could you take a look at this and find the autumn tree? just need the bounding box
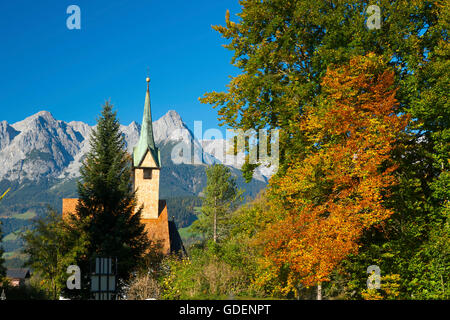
[202,0,448,299]
[257,54,408,298]
[201,0,447,178]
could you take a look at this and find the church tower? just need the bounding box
[63,77,185,256]
[132,77,161,219]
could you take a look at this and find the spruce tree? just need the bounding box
[192,164,243,243]
[72,101,150,298]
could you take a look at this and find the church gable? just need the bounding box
[136,148,159,168]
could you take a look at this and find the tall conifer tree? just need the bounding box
[72,101,150,298]
[192,164,242,243]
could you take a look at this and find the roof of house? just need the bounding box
[168,220,187,256]
[6,268,30,279]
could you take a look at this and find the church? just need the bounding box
[62,77,185,255]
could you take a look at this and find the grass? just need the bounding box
[178,224,205,247]
[3,232,18,241]
[11,210,36,220]
[178,225,194,239]
[2,251,16,259]
[2,251,28,269]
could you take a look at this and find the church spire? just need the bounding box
[133,77,160,168]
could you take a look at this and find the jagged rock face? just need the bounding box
[153,110,188,143]
[0,121,20,150]
[0,111,85,181]
[0,110,273,183]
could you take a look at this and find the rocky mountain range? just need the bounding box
[0,110,272,183]
[0,110,270,266]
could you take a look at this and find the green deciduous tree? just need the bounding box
[160,241,250,299]
[0,188,10,284]
[22,208,87,300]
[201,0,448,174]
[192,164,243,243]
[70,101,150,298]
[201,0,448,300]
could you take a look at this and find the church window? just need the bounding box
[143,168,152,179]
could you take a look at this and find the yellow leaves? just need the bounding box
[361,274,401,300]
[361,289,384,300]
[0,188,10,201]
[258,54,409,291]
[381,274,401,298]
[225,9,230,25]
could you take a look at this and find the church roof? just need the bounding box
[133,79,160,168]
[169,220,187,256]
[6,268,30,279]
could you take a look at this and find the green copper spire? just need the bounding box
[133,78,160,168]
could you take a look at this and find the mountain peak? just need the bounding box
[162,110,183,124]
[27,110,56,122]
[11,110,56,132]
[0,109,273,183]
[36,110,53,117]
[166,109,180,117]
[151,110,190,143]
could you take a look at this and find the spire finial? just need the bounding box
[146,67,151,91]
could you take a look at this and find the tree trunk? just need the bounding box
[295,285,301,300]
[213,210,217,243]
[51,277,56,300]
[317,282,322,300]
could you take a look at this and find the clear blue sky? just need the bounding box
[0,0,241,132]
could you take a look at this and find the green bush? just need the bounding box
[159,241,252,299]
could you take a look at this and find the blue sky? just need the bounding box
[0,0,241,132]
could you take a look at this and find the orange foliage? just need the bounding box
[259,54,409,291]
